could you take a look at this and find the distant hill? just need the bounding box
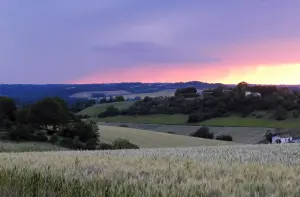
[0,82,299,106]
[0,82,223,105]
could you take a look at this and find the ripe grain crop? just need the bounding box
[0,144,299,197]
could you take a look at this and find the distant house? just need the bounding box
[272,134,293,144]
[245,91,261,97]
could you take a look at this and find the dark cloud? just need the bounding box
[91,41,220,66]
[0,0,300,83]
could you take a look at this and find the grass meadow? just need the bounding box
[98,125,236,148]
[78,101,134,117]
[98,123,272,144]
[97,114,300,128]
[0,144,300,196]
[0,141,68,152]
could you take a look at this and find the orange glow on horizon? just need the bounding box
[221,63,300,85]
[71,63,300,85]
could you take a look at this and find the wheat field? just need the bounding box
[0,144,300,196]
[98,125,236,148]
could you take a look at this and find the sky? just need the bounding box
[1,0,300,85]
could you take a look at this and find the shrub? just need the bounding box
[187,113,199,123]
[264,130,277,143]
[85,138,100,150]
[77,121,99,143]
[112,138,139,149]
[255,114,263,118]
[175,87,197,97]
[119,124,128,127]
[9,124,35,141]
[1,119,14,128]
[97,106,119,118]
[29,133,48,142]
[274,105,288,120]
[216,135,233,141]
[49,134,60,144]
[190,126,214,139]
[293,110,300,118]
[99,143,114,150]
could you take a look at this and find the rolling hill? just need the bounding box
[77,101,134,117]
[98,125,236,148]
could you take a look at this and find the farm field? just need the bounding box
[122,89,177,99]
[98,123,273,144]
[70,90,130,98]
[97,114,188,124]
[98,125,235,147]
[0,141,68,152]
[78,101,134,117]
[97,114,300,128]
[0,144,300,196]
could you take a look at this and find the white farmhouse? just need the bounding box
[272,134,292,144]
[245,91,261,97]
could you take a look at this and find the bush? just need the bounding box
[216,135,233,141]
[99,143,114,150]
[265,130,277,143]
[97,106,119,118]
[190,126,214,139]
[112,138,139,149]
[29,133,48,142]
[187,113,199,123]
[49,134,60,144]
[119,124,128,127]
[274,105,288,120]
[175,87,197,97]
[1,119,14,128]
[293,110,300,118]
[77,121,99,143]
[255,114,263,118]
[9,124,35,141]
[85,138,100,150]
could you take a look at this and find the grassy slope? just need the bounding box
[98,122,271,144]
[0,141,68,152]
[98,125,235,148]
[122,89,177,99]
[78,101,135,117]
[97,114,188,125]
[98,114,300,128]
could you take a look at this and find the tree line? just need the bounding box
[0,96,138,150]
[97,82,300,123]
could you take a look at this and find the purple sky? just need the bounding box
[1,0,300,84]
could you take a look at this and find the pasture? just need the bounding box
[78,101,134,117]
[97,114,188,124]
[0,144,300,196]
[122,89,177,99]
[0,141,68,152]
[98,125,236,148]
[70,90,130,98]
[98,123,273,144]
[97,113,300,128]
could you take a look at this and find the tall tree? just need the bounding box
[29,97,69,129]
[0,96,17,121]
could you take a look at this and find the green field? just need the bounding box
[97,114,300,128]
[201,116,300,128]
[98,125,235,147]
[97,114,188,124]
[122,89,177,99]
[0,144,300,196]
[78,101,135,117]
[0,141,68,152]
